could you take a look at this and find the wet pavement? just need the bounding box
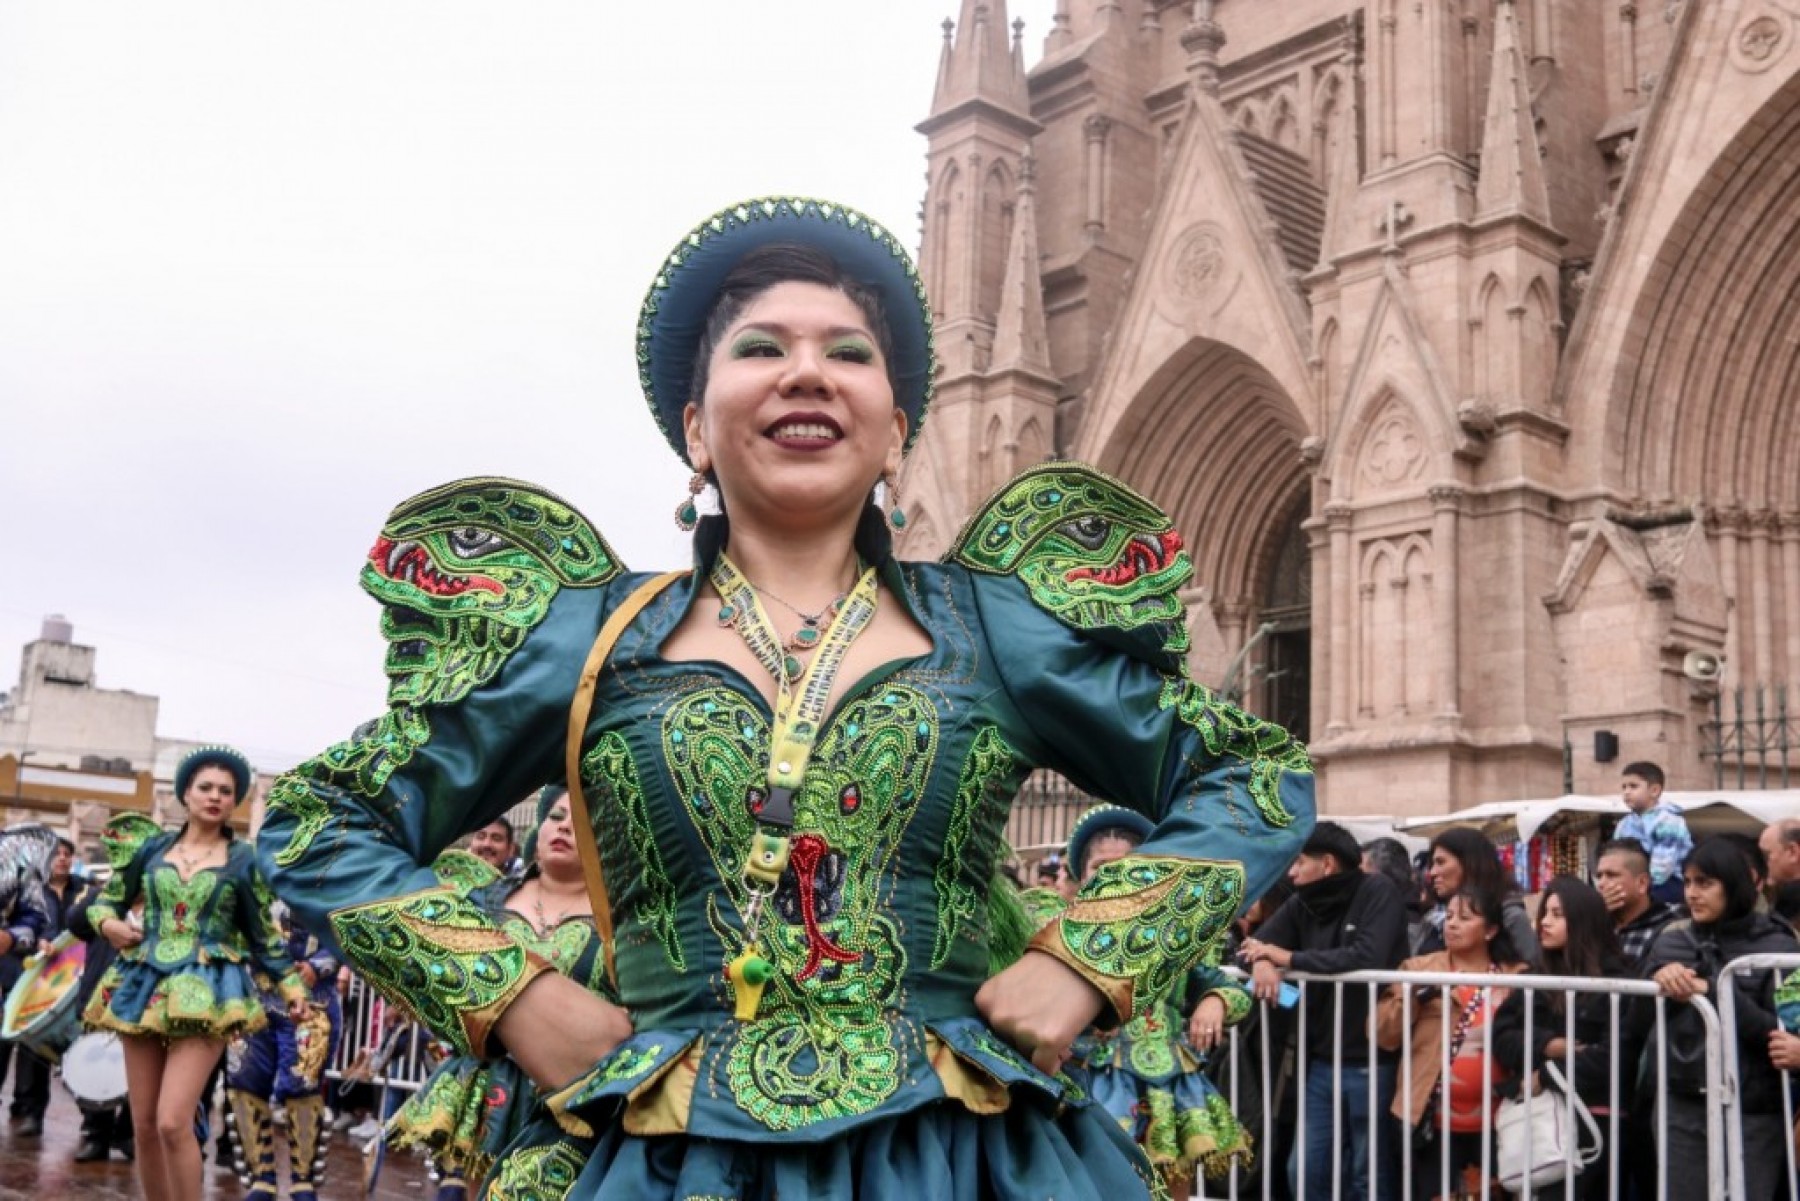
[0,1085,432,1200]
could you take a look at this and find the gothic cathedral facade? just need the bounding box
[900,0,1800,813]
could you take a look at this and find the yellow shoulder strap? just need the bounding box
[564,570,685,988]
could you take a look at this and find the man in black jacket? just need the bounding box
[1239,822,1407,1201]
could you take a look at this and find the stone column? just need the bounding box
[1430,485,1465,720]
[1782,513,1800,685]
[1750,511,1776,687]
[1619,3,1639,98]
[1712,508,1744,687]
[1377,2,1398,167]
[1082,115,1112,241]
[1326,502,1355,732]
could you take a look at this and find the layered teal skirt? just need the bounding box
[483,1093,1168,1201]
[84,958,269,1042]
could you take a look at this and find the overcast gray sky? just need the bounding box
[0,1,1055,771]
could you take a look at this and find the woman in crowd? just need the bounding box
[1416,828,1537,961]
[386,787,609,1199]
[84,745,308,1201]
[1378,886,1527,1201]
[256,195,1313,1199]
[1493,877,1635,1201]
[1636,838,1798,1201]
[1040,804,1254,1197]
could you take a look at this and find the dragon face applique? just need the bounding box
[360,478,618,707]
[948,465,1193,650]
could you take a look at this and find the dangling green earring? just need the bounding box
[675,472,706,532]
[883,471,908,532]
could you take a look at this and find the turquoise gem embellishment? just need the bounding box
[794,626,821,647]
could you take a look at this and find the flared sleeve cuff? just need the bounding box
[1026,854,1246,1024]
[328,884,553,1059]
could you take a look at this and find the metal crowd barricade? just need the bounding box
[1716,952,1800,1201]
[324,971,437,1102]
[1194,968,1724,1201]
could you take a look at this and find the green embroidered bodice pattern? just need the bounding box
[665,683,936,1129]
[260,465,1315,1142]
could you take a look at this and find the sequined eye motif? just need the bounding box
[447,527,505,558]
[1061,515,1113,550]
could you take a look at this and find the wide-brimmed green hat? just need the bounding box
[636,196,936,465]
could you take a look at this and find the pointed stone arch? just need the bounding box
[978,158,1016,321]
[1015,416,1050,470]
[1270,90,1302,154]
[1519,274,1559,410]
[1318,317,1343,414]
[1357,532,1436,719]
[1472,271,1508,405]
[977,412,1007,497]
[1312,69,1352,183]
[1601,67,1800,511]
[926,159,964,306]
[1090,338,1310,666]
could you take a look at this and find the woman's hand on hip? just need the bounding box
[494,972,635,1091]
[976,950,1107,1076]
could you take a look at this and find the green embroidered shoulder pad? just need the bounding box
[945,464,1193,667]
[360,477,623,706]
[427,848,505,893]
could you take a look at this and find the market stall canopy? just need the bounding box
[1396,791,1800,845]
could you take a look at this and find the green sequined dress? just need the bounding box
[385,852,612,1185]
[258,465,1315,1200]
[85,833,306,1041]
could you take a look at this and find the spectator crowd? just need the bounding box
[4,763,1800,1200]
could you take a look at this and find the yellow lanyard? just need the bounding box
[709,554,879,827]
[709,555,879,1020]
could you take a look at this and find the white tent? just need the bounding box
[1395,790,1800,844]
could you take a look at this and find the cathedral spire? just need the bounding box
[930,1,1029,120]
[989,152,1053,378]
[1475,0,1552,224]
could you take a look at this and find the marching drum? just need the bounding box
[0,932,86,1063]
[62,1031,129,1111]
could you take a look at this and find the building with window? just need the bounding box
[900,0,1799,813]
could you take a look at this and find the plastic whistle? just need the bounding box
[728,950,776,1021]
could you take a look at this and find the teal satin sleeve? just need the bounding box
[969,570,1314,1021]
[256,584,605,1057]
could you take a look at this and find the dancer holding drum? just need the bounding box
[83,745,309,1201]
[5,837,94,1136]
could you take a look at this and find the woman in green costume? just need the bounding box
[257,195,1314,1199]
[1055,804,1255,1198]
[386,787,611,1198]
[85,744,308,1201]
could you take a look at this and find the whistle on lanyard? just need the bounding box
[728,949,776,1020]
